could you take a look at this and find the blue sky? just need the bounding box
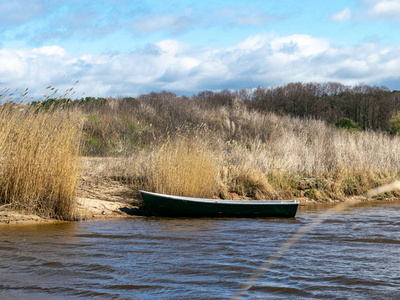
[1,0,400,97]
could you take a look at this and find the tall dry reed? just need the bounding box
[0,105,82,220]
[128,132,221,198]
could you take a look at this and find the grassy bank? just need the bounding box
[0,104,81,220]
[124,117,400,201]
[1,86,399,222]
[73,93,400,201]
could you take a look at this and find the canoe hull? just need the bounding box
[140,191,299,218]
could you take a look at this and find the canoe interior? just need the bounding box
[140,190,299,218]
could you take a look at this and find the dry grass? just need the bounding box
[121,106,400,201]
[0,105,82,220]
[1,88,397,220]
[73,93,400,201]
[128,131,221,198]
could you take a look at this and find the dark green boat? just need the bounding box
[140,190,299,218]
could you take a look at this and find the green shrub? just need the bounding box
[335,118,360,131]
[389,111,400,135]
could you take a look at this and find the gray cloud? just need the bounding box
[130,6,278,37]
[0,1,283,49]
[131,9,196,35]
[0,1,46,26]
[212,7,279,29]
[1,0,145,45]
[235,13,276,26]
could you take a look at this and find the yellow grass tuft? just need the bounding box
[228,165,277,199]
[129,132,221,198]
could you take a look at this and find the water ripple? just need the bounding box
[0,202,399,299]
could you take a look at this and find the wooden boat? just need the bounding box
[140,190,299,218]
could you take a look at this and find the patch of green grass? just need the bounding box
[86,115,100,122]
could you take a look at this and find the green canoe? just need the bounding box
[140,190,299,218]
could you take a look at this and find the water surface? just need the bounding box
[0,202,399,299]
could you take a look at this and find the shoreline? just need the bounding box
[1,196,398,226]
[2,158,398,226]
[0,197,142,227]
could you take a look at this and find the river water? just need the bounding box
[0,201,399,299]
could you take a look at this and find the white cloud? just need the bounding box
[331,7,352,21]
[270,34,330,57]
[233,35,269,51]
[368,0,400,20]
[32,46,68,57]
[155,39,190,55]
[1,35,400,98]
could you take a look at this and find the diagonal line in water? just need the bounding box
[231,202,349,300]
[367,181,400,197]
[232,180,400,300]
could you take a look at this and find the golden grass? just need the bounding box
[0,105,81,220]
[129,132,221,198]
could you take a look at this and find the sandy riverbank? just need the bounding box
[2,195,397,226]
[0,166,143,226]
[0,197,141,226]
[0,193,377,226]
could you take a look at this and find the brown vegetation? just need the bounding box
[2,82,400,223]
[73,88,400,201]
[0,105,81,220]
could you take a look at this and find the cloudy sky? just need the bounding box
[1,0,400,98]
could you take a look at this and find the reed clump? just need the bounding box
[0,105,81,220]
[129,131,221,198]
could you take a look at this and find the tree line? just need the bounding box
[195,82,400,132]
[33,82,400,133]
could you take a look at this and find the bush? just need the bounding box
[335,118,360,131]
[389,111,400,135]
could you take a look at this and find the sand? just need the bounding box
[0,165,142,226]
[0,197,141,226]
